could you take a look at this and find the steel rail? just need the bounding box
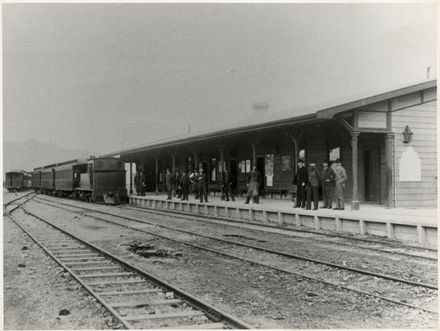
[122,205,438,261]
[35,195,438,255]
[34,197,438,290]
[29,199,438,315]
[13,206,252,329]
[122,203,438,252]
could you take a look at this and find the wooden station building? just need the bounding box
[105,80,437,210]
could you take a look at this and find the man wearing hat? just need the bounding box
[333,159,347,210]
[321,160,336,208]
[293,159,308,208]
[222,169,235,201]
[245,165,261,204]
[306,160,321,210]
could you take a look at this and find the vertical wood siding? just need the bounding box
[392,101,437,207]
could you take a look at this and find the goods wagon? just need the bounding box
[5,171,32,192]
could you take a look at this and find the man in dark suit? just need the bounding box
[293,159,307,208]
[222,169,235,201]
[321,161,336,208]
[197,168,208,203]
[306,160,321,210]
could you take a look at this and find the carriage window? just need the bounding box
[97,161,103,168]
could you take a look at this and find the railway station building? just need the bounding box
[106,80,437,210]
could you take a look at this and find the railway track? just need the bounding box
[31,196,438,315]
[122,203,438,255]
[36,195,437,260]
[4,200,251,329]
[121,204,437,260]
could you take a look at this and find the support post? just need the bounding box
[154,157,159,194]
[351,131,360,210]
[219,147,225,200]
[251,143,256,166]
[385,133,395,208]
[194,152,199,170]
[172,153,176,196]
[129,162,133,194]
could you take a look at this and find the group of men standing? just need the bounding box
[136,159,346,210]
[293,159,347,210]
[166,168,209,203]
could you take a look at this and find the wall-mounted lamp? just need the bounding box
[402,125,413,144]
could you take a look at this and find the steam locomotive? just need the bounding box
[32,157,127,204]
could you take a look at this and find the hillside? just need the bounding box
[3,139,95,173]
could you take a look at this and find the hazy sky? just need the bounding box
[3,3,437,154]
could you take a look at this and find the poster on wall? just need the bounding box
[265,154,274,186]
[266,175,273,187]
[281,155,291,171]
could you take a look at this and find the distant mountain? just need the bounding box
[3,139,95,173]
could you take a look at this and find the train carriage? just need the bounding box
[30,156,127,204]
[5,171,32,192]
[31,169,41,191]
[40,167,55,194]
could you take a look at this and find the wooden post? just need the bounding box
[385,133,395,208]
[129,162,133,194]
[219,147,225,200]
[154,157,159,194]
[351,131,360,210]
[171,153,176,196]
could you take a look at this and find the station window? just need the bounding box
[298,149,305,162]
[329,147,340,162]
[210,158,217,182]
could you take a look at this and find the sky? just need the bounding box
[3,3,437,155]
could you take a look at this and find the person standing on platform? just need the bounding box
[197,168,208,203]
[165,168,173,200]
[191,169,199,200]
[321,161,336,208]
[174,169,182,198]
[222,169,235,201]
[245,165,261,204]
[333,159,347,210]
[306,160,321,210]
[293,159,307,208]
[134,166,145,196]
[180,170,190,201]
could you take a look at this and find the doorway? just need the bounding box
[229,159,238,190]
[363,149,381,202]
[257,157,265,196]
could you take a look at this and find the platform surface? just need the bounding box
[131,192,438,227]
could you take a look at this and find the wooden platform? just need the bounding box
[129,194,438,248]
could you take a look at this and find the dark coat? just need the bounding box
[307,167,321,188]
[180,173,190,188]
[197,172,207,187]
[322,167,336,186]
[223,172,235,186]
[293,167,308,186]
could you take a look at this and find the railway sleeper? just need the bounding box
[125,310,205,321]
[110,299,182,308]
